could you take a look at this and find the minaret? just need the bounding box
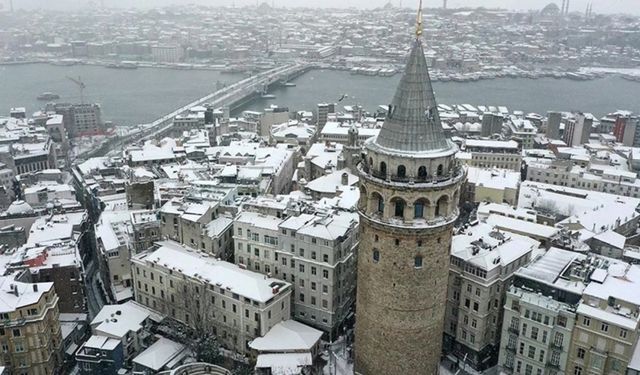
[354,1,464,374]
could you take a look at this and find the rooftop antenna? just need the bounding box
[416,0,423,39]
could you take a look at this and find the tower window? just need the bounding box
[414,256,423,269]
[414,199,427,218]
[380,162,387,176]
[437,164,444,176]
[373,250,380,263]
[436,196,449,217]
[417,240,423,247]
[393,198,405,218]
[418,166,427,180]
[397,165,406,178]
[395,239,400,246]
[374,193,384,214]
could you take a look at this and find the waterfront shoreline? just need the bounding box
[3,58,640,83]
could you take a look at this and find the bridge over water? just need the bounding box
[77,63,312,160]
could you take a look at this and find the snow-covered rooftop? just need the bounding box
[249,320,322,352]
[135,241,290,303]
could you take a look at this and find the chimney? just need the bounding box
[341,172,349,186]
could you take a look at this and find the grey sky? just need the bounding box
[5,0,640,15]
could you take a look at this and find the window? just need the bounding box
[373,250,380,263]
[582,316,590,326]
[380,162,387,175]
[323,270,329,279]
[299,293,305,302]
[397,165,406,178]
[577,348,585,359]
[414,200,425,218]
[527,346,535,359]
[418,166,427,180]
[620,329,628,339]
[414,256,423,269]
[473,302,479,311]
[574,366,582,375]
[12,329,20,337]
[538,349,545,363]
[519,343,525,355]
[601,323,609,332]
[531,327,538,340]
[394,199,405,218]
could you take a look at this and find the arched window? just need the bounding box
[418,166,427,180]
[380,161,387,176]
[437,164,444,176]
[391,198,406,218]
[358,185,367,210]
[435,196,449,217]
[414,255,423,269]
[414,199,427,218]
[369,157,373,167]
[373,249,380,263]
[372,193,384,214]
[397,165,406,178]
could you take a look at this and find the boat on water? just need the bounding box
[37,92,60,101]
[106,62,138,69]
[261,94,276,99]
[284,82,296,87]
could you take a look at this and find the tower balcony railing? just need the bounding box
[359,163,466,187]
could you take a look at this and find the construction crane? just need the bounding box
[66,76,86,104]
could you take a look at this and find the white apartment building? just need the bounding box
[444,221,540,371]
[525,158,640,199]
[131,241,292,354]
[459,139,522,171]
[499,248,587,375]
[233,208,358,335]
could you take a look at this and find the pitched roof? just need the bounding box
[373,38,454,154]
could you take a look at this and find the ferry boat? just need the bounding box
[37,92,60,100]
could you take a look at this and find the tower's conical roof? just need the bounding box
[373,38,452,154]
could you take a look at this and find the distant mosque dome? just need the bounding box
[541,3,561,16]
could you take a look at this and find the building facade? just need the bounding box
[131,241,292,354]
[0,277,63,374]
[233,209,358,334]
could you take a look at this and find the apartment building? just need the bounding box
[525,158,640,199]
[444,221,539,371]
[131,241,292,354]
[0,277,63,374]
[499,248,588,375]
[233,208,358,335]
[159,197,225,252]
[567,263,640,375]
[459,139,522,171]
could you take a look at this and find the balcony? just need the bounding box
[550,342,563,350]
[546,362,560,370]
[508,326,519,335]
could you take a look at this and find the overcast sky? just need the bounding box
[5,0,640,15]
